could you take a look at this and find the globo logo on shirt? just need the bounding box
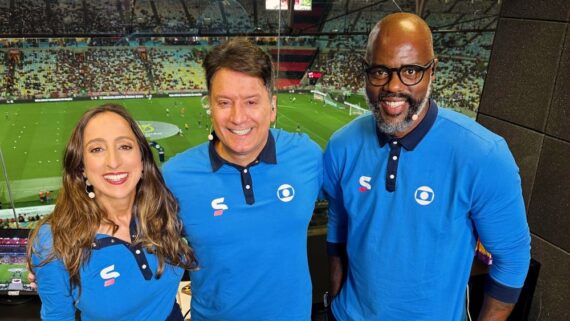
[277,184,295,202]
[414,186,435,205]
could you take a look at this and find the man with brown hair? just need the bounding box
[324,13,531,321]
[163,38,322,320]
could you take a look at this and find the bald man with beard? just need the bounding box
[323,13,530,321]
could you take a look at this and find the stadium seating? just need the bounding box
[86,48,151,94]
[271,48,318,89]
[196,2,226,34]
[322,0,349,32]
[311,49,364,93]
[150,47,206,92]
[8,48,154,98]
[222,0,254,34]
[289,2,329,34]
[50,0,86,34]
[14,49,61,99]
[133,0,159,32]
[85,0,123,34]
[0,1,8,35]
[10,0,49,35]
[0,0,499,115]
[0,51,5,97]
[0,29,492,113]
[156,0,193,32]
[307,26,491,112]
[255,0,289,33]
[432,57,486,112]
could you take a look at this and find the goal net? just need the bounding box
[345,102,370,116]
[310,90,338,108]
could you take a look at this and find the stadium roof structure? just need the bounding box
[0,0,501,38]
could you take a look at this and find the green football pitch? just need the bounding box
[0,263,28,284]
[0,93,365,203]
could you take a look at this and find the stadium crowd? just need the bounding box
[4,47,213,99]
[313,49,364,93]
[0,0,500,37]
[0,0,307,35]
[11,48,151,99]
[150,47,206,92]
[0,0,497,114]
[1,35,490,113]
[307,24,492,113]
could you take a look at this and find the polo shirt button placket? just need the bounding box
[239,164,255,204]
[386,140,401,192]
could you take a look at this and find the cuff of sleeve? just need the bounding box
[484,275,522,304]
[327,242,346,257]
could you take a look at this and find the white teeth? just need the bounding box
[384,101,405,108]
[230,128,252,135]
[103,173,128,181]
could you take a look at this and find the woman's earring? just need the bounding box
[85,179,95,199]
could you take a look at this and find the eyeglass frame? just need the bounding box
[362,58,436,87]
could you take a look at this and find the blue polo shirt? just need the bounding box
[163,129,322,321]
[32,223,184,321]
[324,100,530,321]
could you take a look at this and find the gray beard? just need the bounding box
[368,82,432,135]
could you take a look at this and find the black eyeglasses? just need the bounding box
[363,59,435,87]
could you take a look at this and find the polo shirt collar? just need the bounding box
[208,131,277,171]
[376,99,438,150]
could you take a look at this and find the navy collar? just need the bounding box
[208,131,277,171]
[91,216,154,280]
[376,99,438,150]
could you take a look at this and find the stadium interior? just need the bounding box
[1,0,562,320]
[0,0,500,210]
